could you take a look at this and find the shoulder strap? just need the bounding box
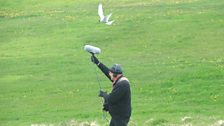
[117,77,129,83]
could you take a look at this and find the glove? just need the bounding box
[99,90,109,111]
[98,90,107,98]
[91,55,99,65]
[103,102,109,111]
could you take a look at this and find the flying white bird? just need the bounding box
[98,3,114,25]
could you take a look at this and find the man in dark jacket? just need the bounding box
[91,55,131,126]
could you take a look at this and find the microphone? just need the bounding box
[84,45,101,54]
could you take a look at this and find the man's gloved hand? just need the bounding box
[99,90,109,111]
[99,90,107,98]
[103,102,109,111]
[91,55,99,65]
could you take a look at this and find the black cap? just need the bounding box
[110,64,123,74]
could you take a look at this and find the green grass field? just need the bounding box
[1,0,224,125]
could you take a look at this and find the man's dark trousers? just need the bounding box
[109,118,129,126]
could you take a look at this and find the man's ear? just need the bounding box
[113,73,118,77]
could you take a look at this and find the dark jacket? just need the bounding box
[97,62,131,120]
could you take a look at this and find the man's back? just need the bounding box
[108,78,131,120]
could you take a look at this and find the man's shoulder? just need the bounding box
[117,77,130,88]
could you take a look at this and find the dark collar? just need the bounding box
[113,75,123,87]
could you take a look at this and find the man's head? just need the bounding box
[109,64,123,81]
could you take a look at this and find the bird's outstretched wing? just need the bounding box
[105,13,112,22]
[98,3,104,21]
[106,20,114,25]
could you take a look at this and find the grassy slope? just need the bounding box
[0,0,224,125]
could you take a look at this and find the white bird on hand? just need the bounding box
[98,3,114,25]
